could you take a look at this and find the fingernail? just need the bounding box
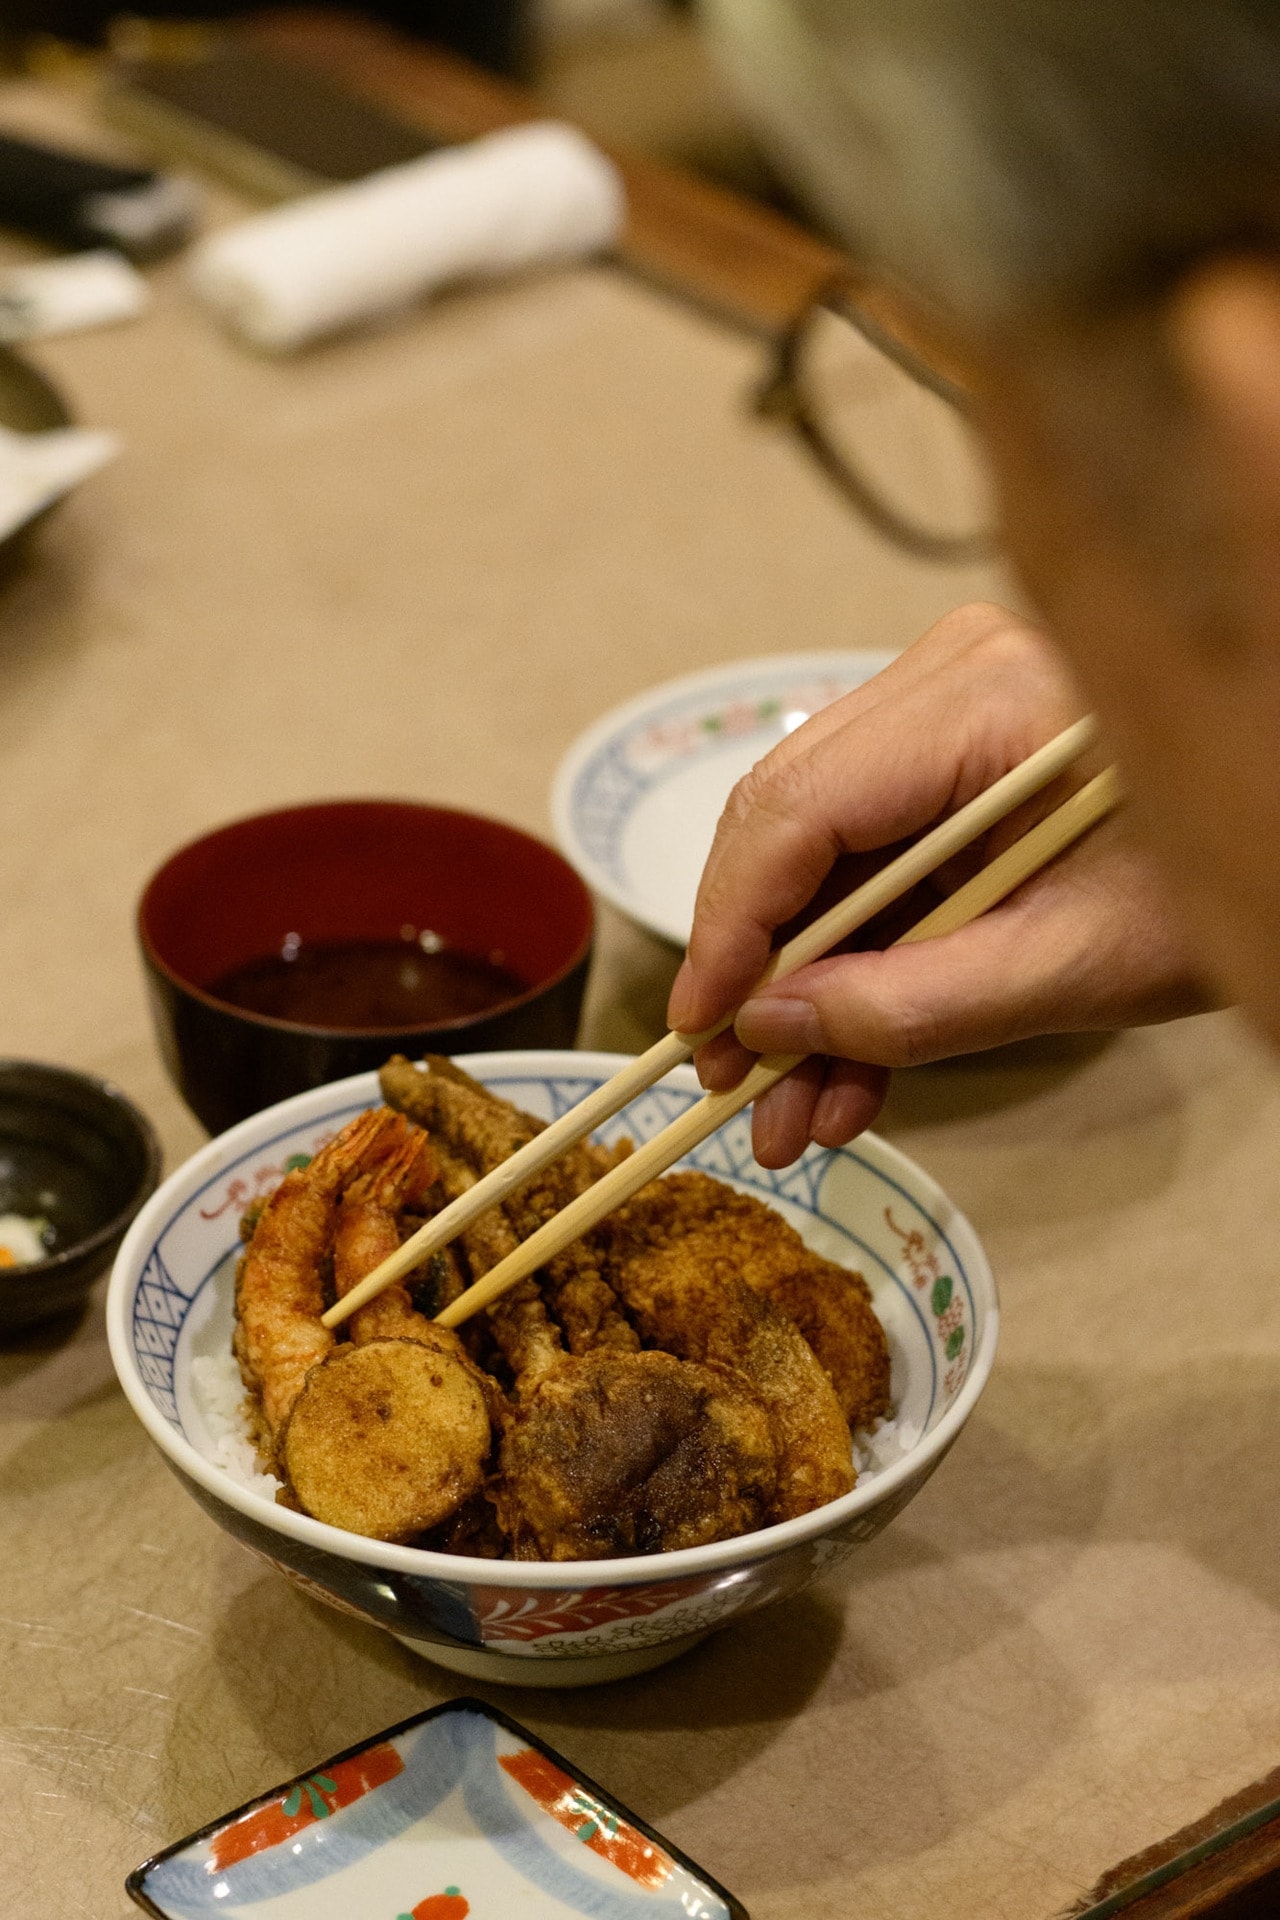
[667,959,695,1031]
[735,995,823,1054]
[698,1050,743,1092]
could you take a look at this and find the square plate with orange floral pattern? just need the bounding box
[126,1699,747,1920]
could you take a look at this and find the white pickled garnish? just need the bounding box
[0,1213,50,1266]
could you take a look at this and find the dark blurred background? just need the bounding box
[0,1,530,73]
[0,0,782,202]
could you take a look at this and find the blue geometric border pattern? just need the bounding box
[570,733,648,885]
[131,1244,188,1426]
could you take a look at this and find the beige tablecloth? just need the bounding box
[4,78,1280,1920]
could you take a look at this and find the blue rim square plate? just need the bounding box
[127,1698,748,1919]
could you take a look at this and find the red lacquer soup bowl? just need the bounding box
[138,801,594,1132]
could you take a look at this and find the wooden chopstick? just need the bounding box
[432,761,1121,1331]
[891,766,1121,944]
[322,714,1099,1332]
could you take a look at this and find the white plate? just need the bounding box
[551,652,895,946]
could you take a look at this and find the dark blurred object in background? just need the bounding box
[0,2,529,76]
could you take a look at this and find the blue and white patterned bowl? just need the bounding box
[107,1052,998,1687]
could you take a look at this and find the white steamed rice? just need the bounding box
[190,1351,281,1498]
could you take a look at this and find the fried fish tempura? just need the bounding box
[234,1107,406,1439]
[602,1185,857,1521]
[279,1332,492,1542]
[430,1138,564,1386]
[381,1055,639,1355]
[622,1173,891,1430]
[493,1348,777,1560]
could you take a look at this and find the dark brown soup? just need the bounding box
[208,935,527,1030]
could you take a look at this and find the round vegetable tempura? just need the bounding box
[280,1332,492,1542]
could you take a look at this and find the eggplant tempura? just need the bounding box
[230,1055,891,1558]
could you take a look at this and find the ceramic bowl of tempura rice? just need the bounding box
[107,1051,998,1688]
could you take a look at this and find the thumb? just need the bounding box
[733,908,1080,1067]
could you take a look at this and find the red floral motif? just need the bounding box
[884,1207,972,1402]
[473,1576,713,1643]
[884,1206,941,1289]
[719,698,764,738]
[403,1890,469,1919]
[499,1748,670,1889]
[633,680,849,768]
[209,1744,403,1870]
[199,1132,337,1220]
[200,1168,284,1222]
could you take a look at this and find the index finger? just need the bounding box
[756,601,1025,780]
[668,678,977,1034]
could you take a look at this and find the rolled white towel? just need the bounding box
[188,120,626,352]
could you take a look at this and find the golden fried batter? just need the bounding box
[279,1332,492,1542]
[493,1348,777,1560]
[602,1184,857,1520]
[400,1074,780,1560]
[335,1116,437,1345]
[622,1174,891,1430]
[235,1107,405,1439]
[381,1055,638,1355]
[431,1138,564,1385]
[421,1490,509,1558]
[236,1062,892,1563]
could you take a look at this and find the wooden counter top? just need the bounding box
[2,71,1279,1920]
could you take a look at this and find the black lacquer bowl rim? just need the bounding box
[0,1058,162,1276]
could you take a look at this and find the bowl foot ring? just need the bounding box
[393,1627,709,1688]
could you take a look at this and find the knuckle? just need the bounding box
[721,760,771,831]
[720,750,827,848]
[889,998,947,1068]
[966,620,1045,688]
[839,983,945,1070]
[927,599,1021,651]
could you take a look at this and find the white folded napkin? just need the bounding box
[188,120,626,353]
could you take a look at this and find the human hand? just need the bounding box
[667,603,1212,1166]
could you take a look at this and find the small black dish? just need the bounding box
[0,1060,161,1332]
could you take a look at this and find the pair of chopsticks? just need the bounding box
[324,719,1119,1334]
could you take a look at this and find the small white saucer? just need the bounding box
[552,651,894,946]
